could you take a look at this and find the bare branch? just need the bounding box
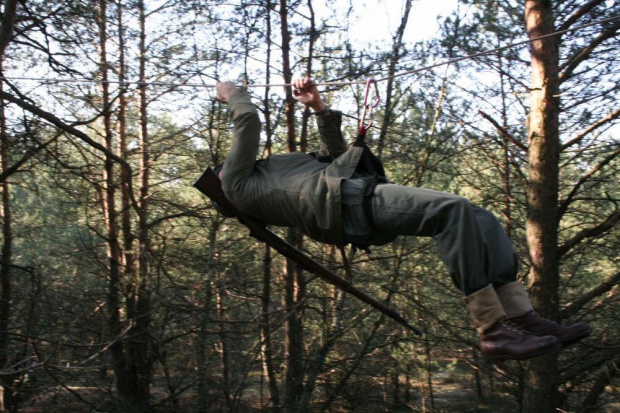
[478,110,529,152]
[560,19,620,82]
[561,108,620,150]
[559,206,620,257]
[557,0,608,33]
[0,90,141,213]
[577,351,620,413]
[559,145,620,217]
[561,271,620,318]
[0,132,60,183]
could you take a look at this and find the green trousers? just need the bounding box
[342,180,519,294]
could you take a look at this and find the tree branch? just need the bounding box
[559,19,620,82]
[558,206,620,257]
[557,0,607,34]
[559,145,620,217]
[0,132,60,183]
[577,351,620,413]
[0,90,140,213]
[478,110,528,152]
[561,271,620,318]
[561,108,620,150]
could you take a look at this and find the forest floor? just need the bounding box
[14,362,619,412]
[17,383,518,413]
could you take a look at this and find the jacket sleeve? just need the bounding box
[221,90,261,193]
[314,109,348,159]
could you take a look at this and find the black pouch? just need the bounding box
[352,134,388,231]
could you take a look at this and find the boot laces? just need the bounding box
[501,319,530,334]
[529,311,560,327]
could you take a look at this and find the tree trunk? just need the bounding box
[298,247,344,412]
[523,1,561,411]
[0,60,15,413]
[498,47,514,237]
[216,289,232,410]
[377,0,413,158]
[0,0,17,59]
[282,230,305,410]
[279,1,305,409]
[97,0,121,300]
[298,0,317,153]
[0,3,18,409]
[116,0,135,288]
[97,0,130,403]
[260,244,280,408]
[424,331,435,411]
[196,220,217,413]
[260,2,280,409]
[280,0,296,153]
[121,1,153,410]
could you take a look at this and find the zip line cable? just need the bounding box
[377,14,620,83]
[1,14,618,90]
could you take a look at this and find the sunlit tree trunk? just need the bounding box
[258,2,280,409]
[497,47,514,237]
[97,0,129,401]
[131,1,154,410]
[279,0,305,409]
[109,0,153,409]
[523,0,561,411]
[297,0,317,153]
[294,3,324,410]
[280,0,296,155]
[116,0,135,301]
[97,0,121,306]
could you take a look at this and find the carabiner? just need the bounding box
[363,78,381,109]
[358,78,381,135]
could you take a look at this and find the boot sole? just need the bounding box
[483,342,562,363]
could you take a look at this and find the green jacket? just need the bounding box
[221,89,394,246]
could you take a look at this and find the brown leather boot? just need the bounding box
[480,320,561,361]
[507,310,591,348]
[496,282,591,347]
[464,285,561,361]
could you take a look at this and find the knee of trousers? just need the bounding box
[431,197,484,251]
[472,206,503,231]
[438,196,477,226]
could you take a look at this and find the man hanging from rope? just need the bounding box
[214,77,590,362]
